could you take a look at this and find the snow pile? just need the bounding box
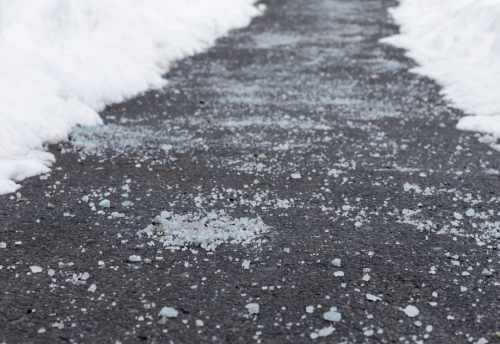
[138,210,268,251]
[0,0,263,194]
[381,0,500,134]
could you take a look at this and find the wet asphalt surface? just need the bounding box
[2,0,500,343]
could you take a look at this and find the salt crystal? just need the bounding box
[400,305,419,317]
[465,209,475,217]
[306,306,314,313]
[453,212,463,220]
[30,266,42,273]
[323,311,341,322]
[318,327,334,337]
[364,329,374,336]
[88,284,97,292]
[331,259,341,267]
[99,199,110,208]
[246,303,260,314]
[158,307,178,318]
[129,255,141,262]
[366,294,381,301]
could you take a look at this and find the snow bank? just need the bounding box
[0,0,262,194]
[381,0,500,134]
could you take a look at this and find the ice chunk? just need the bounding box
[245,303,259,315]
[48,269,55,277]
[310,333,319,339]
[453,212,463,220]
[161,144,173,152]
[99,199,110,208]
[129,255,141,262]
[88,284,97,292]
[334,271,344,277]
[291,173,301,179]
[0,242,6,248]
[30,266,42,273]
[366,293,381,301]
[318,327,334,337]
[160,211,171,219]
[82,195,89,202]
[400,305,419,317]
[362,274,370,281]
[323,311,341,322]
[242,260,251,269]
[331,258,341,267]
[306,306,314,313]
[465,209,475,217]
[482,268,493,277]
[196,320,204,327]
[81,272,90,280]
[158,307,178,318]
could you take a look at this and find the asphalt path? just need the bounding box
[2,0,500,343]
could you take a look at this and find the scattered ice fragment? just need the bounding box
[129,255,141,262]
[88,284,97,292]
[30,266,42,273]
[362,274,370,281]
[366,294,381,301]
[284,248,290,253]
[460,286,467,292]
[323,311,342,322]
[160,211,171,219]
[400,305,419,317]
[310,333,319,339]
[465,209,475,217]
[82,195,89,202]
[196,320,204,327]
[245,303,260,315]
[81,272,90,280]
[331,258,341,267]
[414,321,422,327]
[48,269,55,277]
[161,144,173,152]
[364,329,374,336]
[426,325,433,332]
[253,179,259,184]
[291,173,301,179]
[99,199,110,208]
[318,327,335,337]
[403,183,421,193]
[306,306,314,313]
[242,260,251,269]
[334,271,344,277]
[138,211,268,251]
[158,307,178,318]
[98,261,104,266]
[453,212,463,220]
[37,328,46,334]
[419,173,427,178]
[0,242,6,248]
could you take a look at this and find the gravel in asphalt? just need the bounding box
[1,0,500,343]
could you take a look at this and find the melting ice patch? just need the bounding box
[138,210,268,251]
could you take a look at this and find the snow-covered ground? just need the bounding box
[381,0,500,135]
[0,0,263,195]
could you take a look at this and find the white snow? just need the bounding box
[381,0,500,136]
[0,0,263,194]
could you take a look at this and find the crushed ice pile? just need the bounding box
[137,210,268,251]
